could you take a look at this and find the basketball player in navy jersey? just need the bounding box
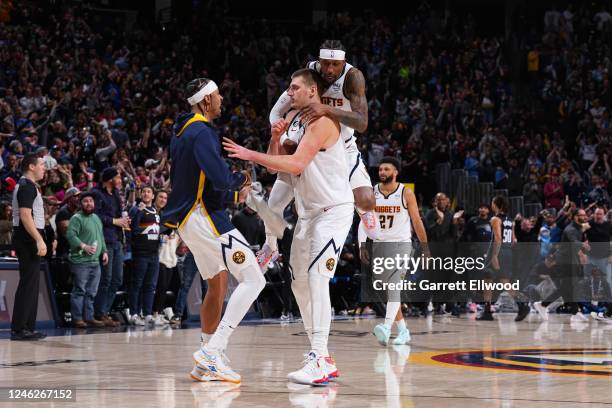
[478,196,530,321]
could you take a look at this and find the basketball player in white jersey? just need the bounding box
[358,158,429,346]
[253,39,379,268]
[224,68,354,386]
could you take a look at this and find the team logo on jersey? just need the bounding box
[232,251,246,264]
[326,258,336,271]
[411,348,612,377]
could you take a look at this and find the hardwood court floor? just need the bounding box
[2,313,612,407]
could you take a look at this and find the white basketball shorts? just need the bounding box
[178,205,258,280]
[290,203,354,280]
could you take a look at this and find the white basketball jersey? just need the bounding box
[287,111,354,217]
[374,183,412,242]
[307,61,356,146]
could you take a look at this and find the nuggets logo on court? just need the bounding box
[411,348,612,377]
[232,251,246,264]
[326,258,335,271]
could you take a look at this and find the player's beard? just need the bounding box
[380,175,393,185]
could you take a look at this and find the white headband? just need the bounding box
[319,48,345,61]
[187,81,218,105]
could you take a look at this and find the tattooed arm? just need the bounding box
[338,67,368,133]
[302,67,369,133]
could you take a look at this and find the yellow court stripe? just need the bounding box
[483,356,612,372]
[410,349,612,378]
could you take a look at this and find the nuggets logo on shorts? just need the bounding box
[232,251,246,264]
[326,258,335,271]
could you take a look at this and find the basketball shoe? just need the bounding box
[287,352,328,386]
[193,346,241,384]
[373,323,391,346]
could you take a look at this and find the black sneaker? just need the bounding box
[477,311,495,321]
[10,329,46,341]
[515,304,530,322]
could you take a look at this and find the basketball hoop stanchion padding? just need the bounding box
[0,259,61,329]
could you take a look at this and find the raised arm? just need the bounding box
[269,91,292,124]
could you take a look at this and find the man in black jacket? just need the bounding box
[92,167,130,326]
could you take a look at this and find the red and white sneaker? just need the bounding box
[287,352,328,386]
[360,211,382,240]
[256,243,279,270]
[321,355,339,380]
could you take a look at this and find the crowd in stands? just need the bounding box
[0,1,609,324]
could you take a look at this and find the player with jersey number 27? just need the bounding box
[358,157,429,347]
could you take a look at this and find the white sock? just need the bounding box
[253,194,288,239]
[396,319,407,331]
[264,231,278,252]
[200,332,211,346]
[309,273,331,357]
[268,177,294,216]
[207,321,234,351]
[384,302,401,329]
[291,278,313,345]
[207,261,266,350]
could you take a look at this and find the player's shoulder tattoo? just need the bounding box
[345,67,366,98]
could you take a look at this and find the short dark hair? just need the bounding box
[492,196,508,213]
[570,208,586,219]
[21,152,40,172]
[140,184,154,193]
[291,69,327,98]
[185,78,212,100]
[320,39,345,51]
[379,157,400,172]
[80,192,95,202]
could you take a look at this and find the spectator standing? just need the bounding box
[152,190,177,323]
[535,209,590,321]
[127,185,161,326]
[424,193,462,314]
[0,202,13,245]
[92,167,130,326]
[66,192,109,328]
[55,187,81,259]
[585,207,612,284]
[544,172,565,210]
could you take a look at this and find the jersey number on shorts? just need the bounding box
[379,215,394,229]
